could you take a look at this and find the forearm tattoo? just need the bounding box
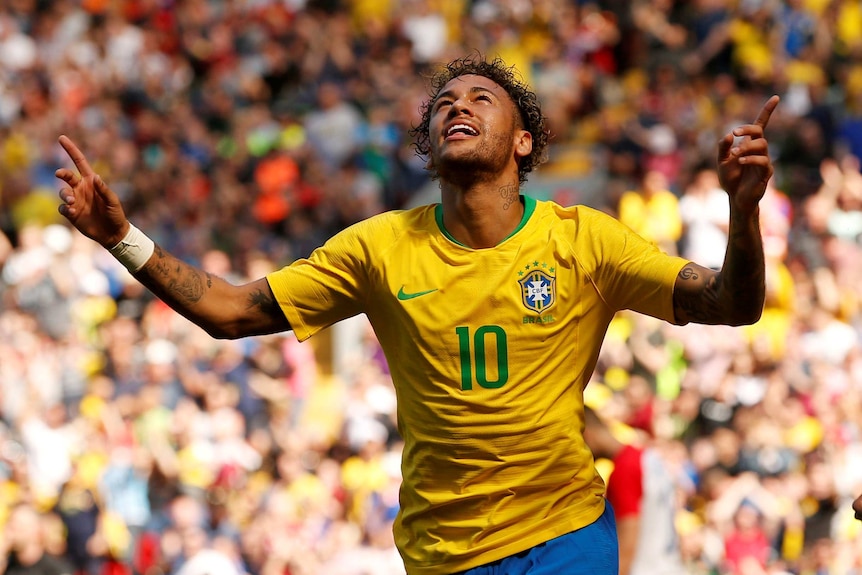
[724,226,765,319]
[726,225,765,300]
[146,245,206,304]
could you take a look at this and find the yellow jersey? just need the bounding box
[266,195,688,574]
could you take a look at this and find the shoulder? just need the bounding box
[32,553,75,575]
[529,200,658,272]
[533,199,619,228]
[345,205,436,236]
[326,205,437,251]
[533,199,645,248]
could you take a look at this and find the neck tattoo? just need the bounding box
[500,183,519,210]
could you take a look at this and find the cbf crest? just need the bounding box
[518,263,556,314]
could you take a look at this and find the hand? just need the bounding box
[55,135,129,248]
[717,95,779,213]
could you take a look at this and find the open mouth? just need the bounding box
[446,123,479,139]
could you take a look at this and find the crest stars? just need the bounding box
[517,262,555,276]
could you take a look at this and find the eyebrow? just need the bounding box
[433,85,498,106]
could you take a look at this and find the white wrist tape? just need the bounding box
[109,223,155,274]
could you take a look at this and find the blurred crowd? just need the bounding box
[1,0,862,574]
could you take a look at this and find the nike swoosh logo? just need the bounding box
[397,286,438,300]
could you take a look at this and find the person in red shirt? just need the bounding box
[583,407,688,575]
[721,500,772,575]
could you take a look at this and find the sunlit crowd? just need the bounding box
[1,0,862,574]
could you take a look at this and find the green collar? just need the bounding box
[435,195,536,247]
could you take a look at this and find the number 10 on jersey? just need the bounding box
[456,325,509,390]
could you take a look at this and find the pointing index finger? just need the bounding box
[58,135,95,177]
[754,95,780,130]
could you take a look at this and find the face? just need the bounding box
[427,74,532,183]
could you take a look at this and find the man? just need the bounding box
[56,55,779,575]
[854,493,862,521]
[1,503,75,575]
[582,407,688,575]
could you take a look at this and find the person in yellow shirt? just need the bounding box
[727,2,776,84]
[54,54,778,575]
[618,168,683,255]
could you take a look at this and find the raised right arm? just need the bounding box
[56,135,290,339]
[134,246,289,339]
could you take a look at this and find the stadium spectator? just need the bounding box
[1,2,862,574]
[617,168,683,255]
[582,406,688,575]
[1,502,75,575]
[677,165,729,270]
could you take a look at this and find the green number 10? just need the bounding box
[456,325,509,390]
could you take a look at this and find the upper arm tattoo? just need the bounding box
[677,266,699,282]
[247,287,281,317]
[675,216,766,326]
[673,264,723,324]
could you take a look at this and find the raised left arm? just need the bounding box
[673,96,780,326]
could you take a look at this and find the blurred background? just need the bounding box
[1,0,861,574]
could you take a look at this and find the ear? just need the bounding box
[514,129,532,161]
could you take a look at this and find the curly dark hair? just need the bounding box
[410,54,549,185]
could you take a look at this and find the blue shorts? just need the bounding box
[455,502,618,575]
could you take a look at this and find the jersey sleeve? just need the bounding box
[265,217,383,341]
[581,208,689,324]
[606,444,644,519]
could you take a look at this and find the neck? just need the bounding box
[13,544,44,566]
[440,178,523,249]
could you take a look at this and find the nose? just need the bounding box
[448,96,473,118]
